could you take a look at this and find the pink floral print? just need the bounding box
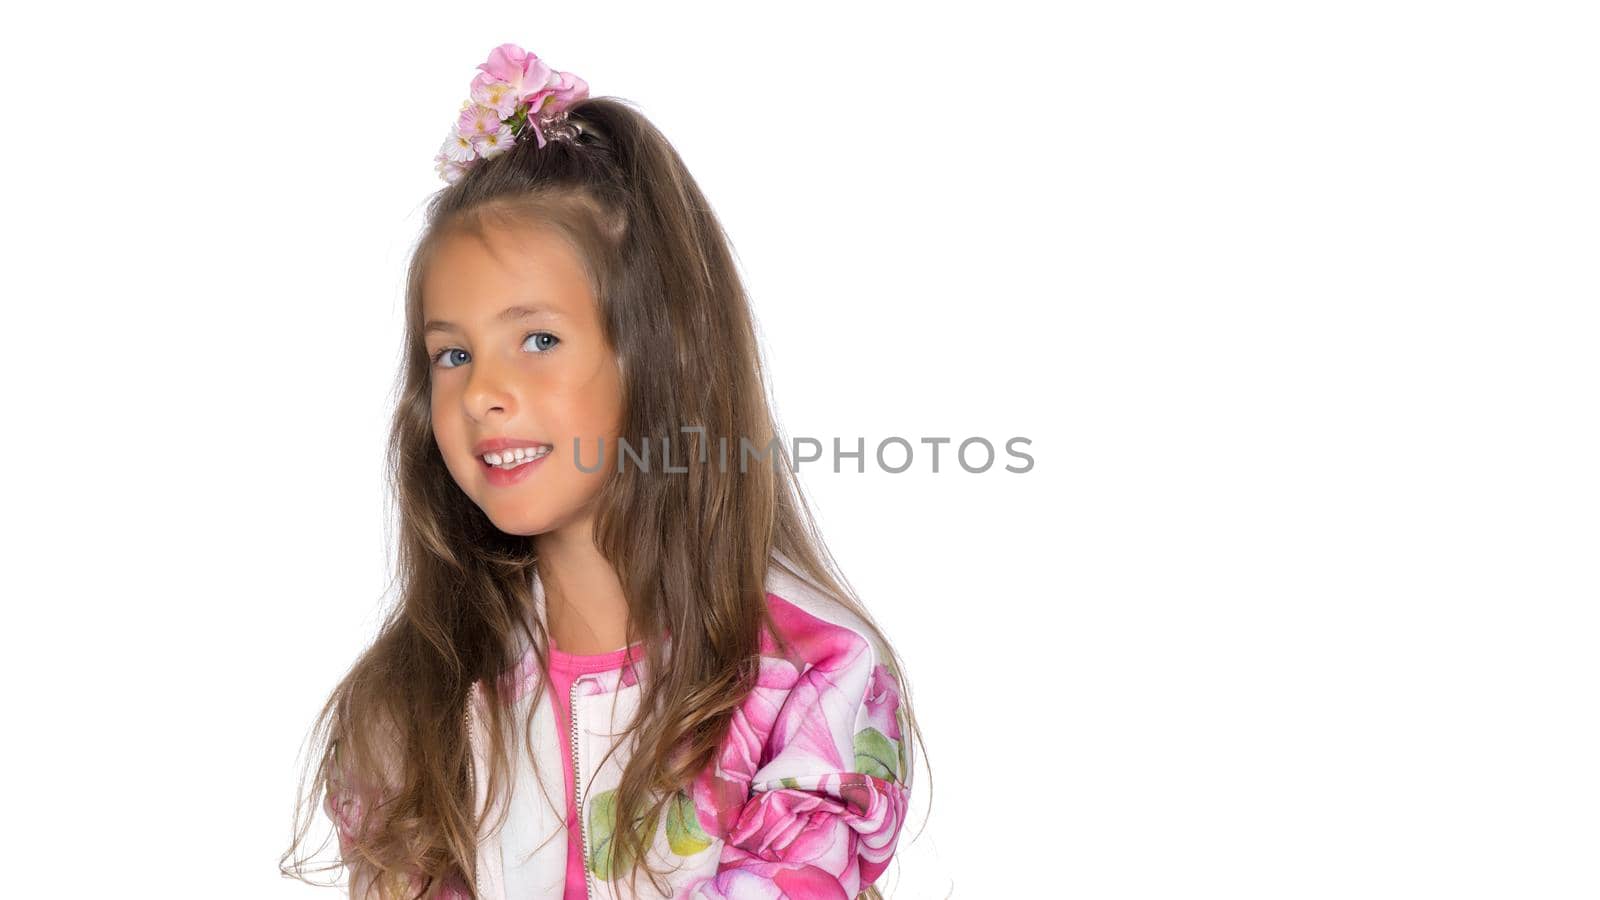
[680,595,912,899]
[325,583,912,899]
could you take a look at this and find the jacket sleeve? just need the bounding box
[323,738,474,900]
[687,628,914,900]
[325,742,410,900]
[323,744,389,900]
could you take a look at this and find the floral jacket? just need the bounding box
[327,563,913,899]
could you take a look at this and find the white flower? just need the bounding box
[434,153,469,185]
[472,122,517,160]
[439,128,477,164]
[470,78,519,119]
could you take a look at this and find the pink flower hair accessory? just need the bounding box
[433,42,590,185]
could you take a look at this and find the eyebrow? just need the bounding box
[423,304,561,336]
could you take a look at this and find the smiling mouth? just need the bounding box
[480,445,553,470]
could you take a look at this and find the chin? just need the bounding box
[480,505,559,537]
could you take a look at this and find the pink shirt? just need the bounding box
[544,637,644,900]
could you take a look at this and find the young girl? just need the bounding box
[281,43,926,900]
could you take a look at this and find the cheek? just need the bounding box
[428,385,448,435]
[586,358,626,432]
[578,383,624,434]
[549,356,624,436]
[429,385,467,457]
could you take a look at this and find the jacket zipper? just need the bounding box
[571,677,595,899]
[464,681,480,896]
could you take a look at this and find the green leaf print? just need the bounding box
[665,789,713,856]
[895,705,910,783]
[586,788,628,881]
[589,788,660,881]
[853,726,899,780]
[588,787,687,879]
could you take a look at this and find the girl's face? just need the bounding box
[421,221,623,538]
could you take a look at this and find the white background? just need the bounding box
[2,1,1596,897]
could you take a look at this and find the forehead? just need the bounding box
[421,220,596,321]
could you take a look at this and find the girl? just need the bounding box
[280,42,927,900]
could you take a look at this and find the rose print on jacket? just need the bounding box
[680,595,912,899]
[326,586,911,899]
[855,661,908,782]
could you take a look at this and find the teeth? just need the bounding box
[482,446,551,468]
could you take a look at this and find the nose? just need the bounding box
[462,355,517,422]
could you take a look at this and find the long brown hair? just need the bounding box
[281,96,930,899]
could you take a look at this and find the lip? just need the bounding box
[473,436,553,457]
[481,449,548,487]
[472,436,554,488]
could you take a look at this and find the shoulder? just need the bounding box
[739,557,914,791]
[759,559,893,684]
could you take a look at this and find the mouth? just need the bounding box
[477,443,553,471]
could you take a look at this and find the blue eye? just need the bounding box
[524,331,560,353]
[429,331,560,369]
[432,347,469,369]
